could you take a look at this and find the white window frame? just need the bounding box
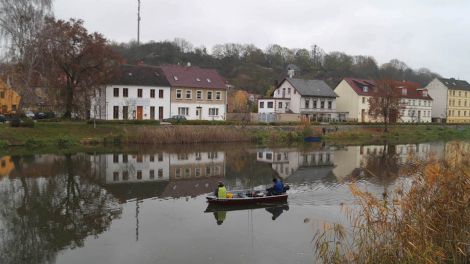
[209,108,219,116]
[207,91,213,100]
[196,90,203,100]
[178,107,189,116]
[186,90,192,99]
[176,89,182,99]
[216,91,221,100]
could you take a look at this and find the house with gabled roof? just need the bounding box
[159,64,228,120]
[335,78,433,123]
[425,77,470,123]
[258,77,343,122]
[90,64,171,120]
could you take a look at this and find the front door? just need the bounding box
[159,107,164,120]
[196,107,202,120]
[137,106,143,120]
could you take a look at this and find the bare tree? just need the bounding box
[368,79,404,132]
[0,0,53,108]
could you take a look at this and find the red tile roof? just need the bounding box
[160,65,227,89]
[343,78,432,100]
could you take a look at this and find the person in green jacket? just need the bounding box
[214,181,227,198]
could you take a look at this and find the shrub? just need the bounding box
[9,117,21,127]
[313,142,470,263]
[21,118,35,128]
[57,135,77,148]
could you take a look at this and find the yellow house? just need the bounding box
[426,77,470,123]
[0,79,21,114]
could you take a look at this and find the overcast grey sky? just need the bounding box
[55,0,470,80]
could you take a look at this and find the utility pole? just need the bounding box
[137,0,141,45]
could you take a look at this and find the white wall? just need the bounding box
[425,78,448,120]
[90,85,171,120]
[170,102,226,120]
[334,80,360,121]
[400,99,433,123]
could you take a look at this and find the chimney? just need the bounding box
[186,62,191,67]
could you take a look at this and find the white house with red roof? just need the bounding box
[335,78,432,123]
[160,64,227,120]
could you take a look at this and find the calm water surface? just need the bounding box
[0,141,455,264]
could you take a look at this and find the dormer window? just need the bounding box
[207,78,212,83]
[196,78,201,82]
[174,76,178,81]
[363,86,368,92]
[402,88,407,95]
[422,90,428,97]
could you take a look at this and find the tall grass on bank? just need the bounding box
[314,142,470,264]
[122,126,251,144]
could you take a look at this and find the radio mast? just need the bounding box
[137,0,141,45]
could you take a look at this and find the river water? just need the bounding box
[0,141,458,264]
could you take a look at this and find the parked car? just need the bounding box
[34,112,47,120]
[25,111,35,119]
[0,114,6,123]
[163,115,187,123]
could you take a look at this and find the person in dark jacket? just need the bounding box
[267,178,284,196]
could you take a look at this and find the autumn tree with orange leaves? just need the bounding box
[38,18,121,118]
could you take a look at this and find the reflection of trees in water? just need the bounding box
[0,155,122,264]
[362,144,400,186]
[225,148,276,188]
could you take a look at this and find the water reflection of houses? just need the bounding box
[257,148,336,182]
[90,151,226,201]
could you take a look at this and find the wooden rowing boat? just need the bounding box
[206,193,288,206]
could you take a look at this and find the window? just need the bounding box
[260,102,264,108]
[150,89,155,98]
[196,152,202,160]
[138,89,143,98]
[313,100,317,108]
[137,170,142,180]
[175,168,182,178]
[278,102,283,108]
[184,168,191,177]
[113,106,119,119]
[123,106,128,120]
[197,90,203,100]
[266,153,272,160]
[158,153,163,161]
[123,154,128,163]
[137,155,143,163]
[150,170,155,179]
[216,91,221,100]
[321,101,325,109]
[178,107,189,116]
[195,168,201,177]
[402,88,407,95]
[288,88,291,94]
[206,166,211,176]
[158,169,163,178]
[362,97,366,104]
[328,101,332,109]
[209,108,219,116]
[258,152,263,158]
[150,155,155,162]
[176,89,182,99]
[159,89,164,98]
[209,152,218,159]
[207,91,213,100]
[0,91,4,98]
[267,102,273,108]
[113,172,119,181]
[113,88,119,97]
[207,78,211,83]
[123,88,128,97]
[113,154,119,163]
[11,105,16,112]
[305,99,310,108]
[186,90,192,99]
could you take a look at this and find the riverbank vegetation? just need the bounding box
[1,122,470,155]
[313,142,470,263]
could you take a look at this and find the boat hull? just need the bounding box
[206,194,288,206]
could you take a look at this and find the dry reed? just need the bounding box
[122,125,252,145]
[314,142,470,264]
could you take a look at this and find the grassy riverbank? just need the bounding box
[1,122,470,155]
